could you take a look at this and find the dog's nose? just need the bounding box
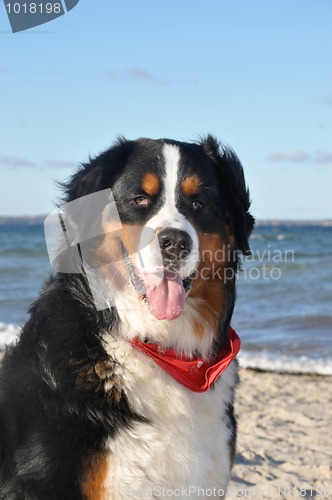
[158,229,193,264]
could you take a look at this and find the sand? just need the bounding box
[228,369,332,498]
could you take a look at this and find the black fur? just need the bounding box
[202,135,255,255]
[0,273,144,499]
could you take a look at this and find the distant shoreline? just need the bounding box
[0,216,46,225]
[255,219,332,226]
[0,216,331,227]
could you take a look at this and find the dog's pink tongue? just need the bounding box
[144,271,185,320]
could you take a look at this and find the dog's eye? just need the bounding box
[134,196,151,207]
[192,200,203,210]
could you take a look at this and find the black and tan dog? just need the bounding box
[0,136,254,499]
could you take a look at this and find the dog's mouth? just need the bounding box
[124,248,193,321]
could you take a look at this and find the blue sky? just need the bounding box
[1,0,331,219]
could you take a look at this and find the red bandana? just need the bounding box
[130,326,240,393]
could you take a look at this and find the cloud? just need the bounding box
[314,150,332,164]
[0,156,75,169]
[43,159,75,168]
[106,67,168,86]
[320,95,332,107]
[266,150,309,163]
[182,76,199,86]
[266,150,332,165]
[129,67,154,81]
[0,155,35,167]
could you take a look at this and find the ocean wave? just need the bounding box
[238,350,332,376]
[0,322,21,350]
[265,314,332,331]
[0,248,48,259]
[1,322,332,376]
[250,234,266,241]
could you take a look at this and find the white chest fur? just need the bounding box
[103,337,237,498]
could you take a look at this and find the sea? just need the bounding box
[0,219,332,375]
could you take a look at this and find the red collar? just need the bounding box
[130,327,240,393]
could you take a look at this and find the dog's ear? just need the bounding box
[60,137,135,202]
[201,135,255,255]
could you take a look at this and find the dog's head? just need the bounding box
[55,136,254,349]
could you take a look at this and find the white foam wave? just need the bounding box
[0,322,21,350]
[238,350,332,376]
[250,234,266,241]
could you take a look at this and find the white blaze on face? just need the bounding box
[134,143,199,279]
[128,143,200,321]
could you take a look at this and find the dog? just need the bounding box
[0,136,254,499]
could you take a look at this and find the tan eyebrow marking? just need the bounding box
[141,172,160,196]
[181,175,201,197]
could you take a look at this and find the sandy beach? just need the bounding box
[229,369,332,498]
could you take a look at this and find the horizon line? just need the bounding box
[0,215,331,226]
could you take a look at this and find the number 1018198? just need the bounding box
[6,3,62,14]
